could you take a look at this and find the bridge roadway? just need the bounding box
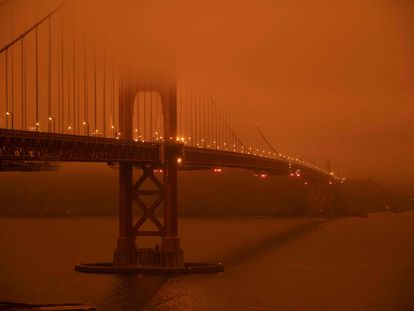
[0,129,332,180]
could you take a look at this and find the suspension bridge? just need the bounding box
[0,1,340,272]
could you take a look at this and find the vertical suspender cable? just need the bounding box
[48,17,52,129]
[150,80,153,140]
[177,86,180,137]
[179,87,181,139]
[187,86,190,141]
[201,90,205,144]
[5,50,8,127]
[228,100,231,149]
[208,91,211,145]
[77,55,80,134]
[84,15,88,133]
[103,34,106,137]
[196,89,203,145]
[197,88,200,145]
[75,6,80,134]
[156,86,159,138]
[61,10,64,132]
[67,42,71,130]
[112,57,115,135]
[57,29,61,132]
[94,21,97,132]
[11,47,13,117]
[214,95,218,147]
[143,81,146,141]
[135,79,138,140]
[193,87,196,144]
[21,39,25,130]
[189,86,192,143]
[10,0,14,119]
[72,6,76,133]
[199,89,201,144]
[194,88,198,144]
[35,27,39,128]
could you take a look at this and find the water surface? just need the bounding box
[1,213,414,310]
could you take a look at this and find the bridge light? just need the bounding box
[254,172,268,178]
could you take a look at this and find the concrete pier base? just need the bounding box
[75,261,224,274]
[113,247,184,268]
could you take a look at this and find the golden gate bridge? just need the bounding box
[0,0,340,273]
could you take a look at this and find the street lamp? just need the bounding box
[34,122,40,131]
[82,121,89,136]
[48,117,56,133]
[5,112,13,130]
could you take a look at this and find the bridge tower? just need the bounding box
[307,180,340,217]
[113,72,184,268]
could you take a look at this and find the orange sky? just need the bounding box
[1,0,413,194]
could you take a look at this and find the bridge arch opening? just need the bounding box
[133,91,164,142]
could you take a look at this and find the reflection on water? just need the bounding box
[1,213,414,310]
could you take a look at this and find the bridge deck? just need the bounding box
[0,129,331,180]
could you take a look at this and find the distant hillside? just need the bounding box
[0,164,411,216]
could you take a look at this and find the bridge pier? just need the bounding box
[306,180,337,217]
[113,159,183,268]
